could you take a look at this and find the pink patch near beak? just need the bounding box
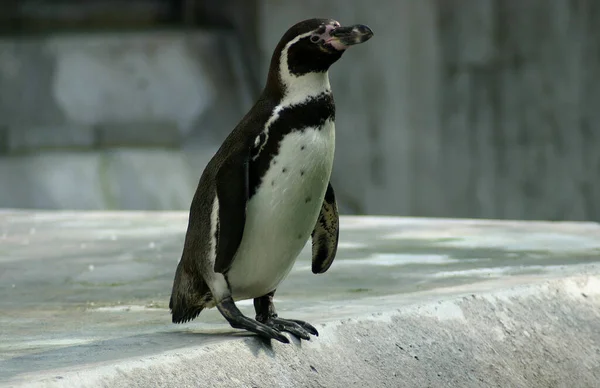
[325,37,348,51]
[313,23,348,51]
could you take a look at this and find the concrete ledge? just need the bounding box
[1,212,600,387]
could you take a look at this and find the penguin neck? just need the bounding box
[265,69,331,108]
[281,71,331,107]
[264,39,332,107]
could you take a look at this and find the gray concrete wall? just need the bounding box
[435,0,600,221]
[259,0,600,221]
[258,0,441,216]
[0,30,251,210]
[1,0,599,221]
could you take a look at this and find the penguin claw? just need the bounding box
[231,318,289,343]
[264,328,290,344]
[265,317,316,340]
[287,319,319,336]
[247,320,290,343]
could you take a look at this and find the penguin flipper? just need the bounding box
[311,182,339,274]
[213,147,250,274]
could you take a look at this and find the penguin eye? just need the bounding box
[310,35,320,43]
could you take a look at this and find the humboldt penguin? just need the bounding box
[170,18,373,343]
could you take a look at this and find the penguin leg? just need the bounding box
[216,296,290,344]
[253,291,319,340]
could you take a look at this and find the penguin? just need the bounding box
[169,18,373,343]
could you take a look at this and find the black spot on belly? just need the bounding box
[297,233,303,239]
[273,160,277,165]
[282,167,287,173]
[271,180,275,186]
[305,196,311,203]
[301,145,305,150]
[300,170,305,176]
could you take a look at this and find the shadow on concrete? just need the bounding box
[244,331,306,359]
[0,329,268,382]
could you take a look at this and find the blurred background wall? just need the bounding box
[0,0,598,222]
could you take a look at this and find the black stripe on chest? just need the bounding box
[249,92,335,198]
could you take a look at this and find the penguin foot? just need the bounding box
[217,297,289,343]
[263,317,319,340]
[253,291,319,341]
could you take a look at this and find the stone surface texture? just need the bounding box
[1,212,599,387]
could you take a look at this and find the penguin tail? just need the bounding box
[169,264,213,324]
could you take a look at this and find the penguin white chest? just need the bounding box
[227,120,335,300]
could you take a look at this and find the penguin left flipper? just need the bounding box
[213,147,250,274]
[311,182,340,274]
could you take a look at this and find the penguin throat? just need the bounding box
[280,70,331,106]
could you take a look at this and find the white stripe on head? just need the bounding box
[278,32,331,107]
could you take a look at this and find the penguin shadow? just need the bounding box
[0,330,305,381]
[175,326,304,358]
[0,330,221,382]
[244,332,305,358]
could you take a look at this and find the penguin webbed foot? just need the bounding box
[217,297,290,343]
[254,291,319,341]
[262,316,319,340]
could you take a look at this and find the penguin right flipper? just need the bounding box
[311,182,340,274]
[213,147,250,274]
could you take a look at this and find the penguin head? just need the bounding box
[266,18,373,96]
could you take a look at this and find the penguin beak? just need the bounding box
[326,24,374,50]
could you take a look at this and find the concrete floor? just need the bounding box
[1,211,600,387]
